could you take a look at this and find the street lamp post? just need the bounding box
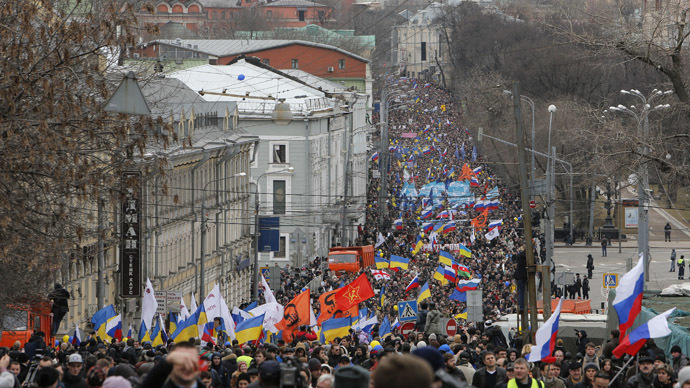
[200,172,247,299]
[608,89,672,283]
[251,167,295,302]
[545,105,556,274]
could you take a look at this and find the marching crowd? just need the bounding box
[4,78,690,388]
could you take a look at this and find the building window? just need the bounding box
[291,59,298,69]
[298,10,305,21]
[274,236,286,258]
[273,180,286,215]
[266,10,272,17]
[272,144,287,163]
[421,42,427,61]
[338,59,345,69]
[318,10,325,19]
[262,58,270,65]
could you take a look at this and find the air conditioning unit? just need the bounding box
[327,67,334,72]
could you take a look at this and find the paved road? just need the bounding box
[551,241,690,313]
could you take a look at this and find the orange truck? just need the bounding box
[328,245,375,274]
[0,302,54,348]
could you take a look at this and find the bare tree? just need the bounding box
[0,0,164,309]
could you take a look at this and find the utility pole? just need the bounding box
[97,196,105,310]
[512,82,538,339]
[640,112,650,282]
[341,108,352,246]
[200,202,207,299]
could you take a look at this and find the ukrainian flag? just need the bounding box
[91,304,117,340]
[168,312,178,335]
[379,286,386,309]
[379,316,392,339]
[390,255,410,270]
[456,309,468,320]
[152,316,168,347]
[171,304,205,343]
[417,282,431,305]
[375,254,389,269]
[433,265,448,285]
[321,316,352,344]
[458,243,472,258]
[235,314,265,344]
[439,251,454,267]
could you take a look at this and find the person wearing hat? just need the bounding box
[246,367,259,384]
[374,354,433,388]
[258,360,280,388]
[627,356,656,388]
[676,366,690,388]
[334,365,369,388]
[456,351,476,384]
[564,361,582,388]
[210,352,230,388]
[64,353,87,388]
[671,346,688,375]
[507,358,544,388]
[574,363,598,388]
[308,358,323,387]
[540,362,565,388]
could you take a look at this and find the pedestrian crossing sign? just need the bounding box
[603,273,618,288]
[398,300,419,322]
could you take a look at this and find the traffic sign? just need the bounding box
[400,322,415,339]
[603,273,619,288]
[398,300,418,322]
[444,318,458,336]
[530,200,536,209]
[261,267,270,280]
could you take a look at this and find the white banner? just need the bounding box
[625,207,638,228]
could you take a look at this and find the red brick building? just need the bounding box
[135,39,371,95]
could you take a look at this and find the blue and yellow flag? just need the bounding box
[91,304,117,340]
[390,255,410,270]
[456,309,468,320]
[375,253,389,269]
[379,285,386,309]
[171,304,206,343]
[417,282,431,305]
[433,265,448,285]
[439,251,454,266]
[321,316,352,344]
[379,316,392,339]
[235,314,265,344]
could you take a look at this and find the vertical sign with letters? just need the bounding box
[120,171,142,297]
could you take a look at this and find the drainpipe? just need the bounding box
[305,119,311,258]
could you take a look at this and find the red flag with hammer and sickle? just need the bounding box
[335,273,375,311]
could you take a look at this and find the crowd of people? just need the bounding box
[4,78,690,388]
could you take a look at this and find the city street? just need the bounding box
[552,240,690,312]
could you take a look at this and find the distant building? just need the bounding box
[166,57,370,267]
[135,39,373,99]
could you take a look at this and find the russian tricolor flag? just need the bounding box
[470,177,480,187]
[437,210,449,219]
[421,207,433,219]
[456,278,481,292]
[422,222,433,233]
[405,275,420,293]
[474,199,487,211]
[486,199,500,211]
[613,253,645,336]
[488,220,503,231]
[394,218,403,230]
[441,148,448,157]
[527,298,564,362]
[371,152,379,162]
[613,308,674,358]
[473,166,483,174]
[443,266,456,282]
[442,221,456,234]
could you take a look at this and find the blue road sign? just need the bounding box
[603,273,618,288]
[398,300,419,322]
[261,267,270,280]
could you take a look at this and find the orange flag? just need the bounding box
[276,289,311,342]
[459,163,474,181]
[471,209,489,228]
[335,273,375,311]
[318,290,358,325]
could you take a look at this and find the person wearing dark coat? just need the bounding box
[576,331,589,356]
[574,275,582,299]
[602,330,620,361]
[23,332,46,361]
[582,276,590,300]
[48,284,70,336]
[586,255,594,279]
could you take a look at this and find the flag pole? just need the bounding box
[609,354,637,386]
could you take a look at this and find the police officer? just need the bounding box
[678,255,685,280]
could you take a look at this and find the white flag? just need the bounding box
[203,284,236,340]
[261,274,277,304]
[179,297,190,321]
[141,278,158,333]
[485,227,500,241]
[309,298,318,327]
[375,232,386,248]
[470,228,476,243]
[249,303,284,332]
[190,292,198,315]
